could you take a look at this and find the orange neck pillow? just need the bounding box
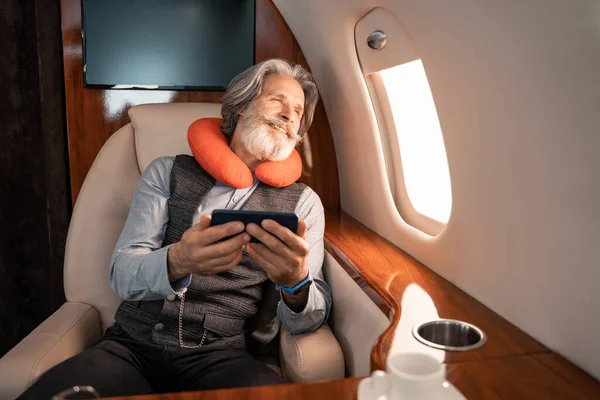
[187,118,302,189]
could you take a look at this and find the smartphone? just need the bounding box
[210,210,299,243]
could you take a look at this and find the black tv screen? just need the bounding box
[82,0,255,90]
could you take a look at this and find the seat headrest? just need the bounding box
[128,102,222,173]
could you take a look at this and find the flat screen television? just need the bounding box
[82,0,255,90]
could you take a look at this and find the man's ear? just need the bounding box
[239,104,252,117]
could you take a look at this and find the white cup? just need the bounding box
[358,353,465,400]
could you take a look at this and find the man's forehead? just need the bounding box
[262,75,304,103]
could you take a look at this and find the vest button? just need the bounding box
[166,294,176,301]
[154,323,164,332]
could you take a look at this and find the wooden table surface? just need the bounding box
[103,353,600,400]
[104,379,362,400]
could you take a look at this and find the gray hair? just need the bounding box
[220,59,319,141]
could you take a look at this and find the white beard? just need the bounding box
[240,113,300,161]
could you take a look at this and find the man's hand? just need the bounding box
[167,214,251,282]
[245,219,310,288]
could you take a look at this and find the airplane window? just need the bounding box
[379,60,452,225]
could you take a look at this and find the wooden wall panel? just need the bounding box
[61,0,339,210]
[255,1,340,209]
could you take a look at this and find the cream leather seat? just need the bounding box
[0,103,346,400]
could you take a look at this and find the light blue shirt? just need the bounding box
[109,156,332,334]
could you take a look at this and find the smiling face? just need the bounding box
[237,74,306,161]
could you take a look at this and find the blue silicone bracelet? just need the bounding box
[278,270,313,294]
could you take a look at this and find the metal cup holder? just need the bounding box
[412,319,487,352]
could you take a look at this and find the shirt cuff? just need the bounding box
[170,274,192,293]
[144,244,192,297]
[277,283,327,334]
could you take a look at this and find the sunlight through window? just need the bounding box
[380,60,452,224]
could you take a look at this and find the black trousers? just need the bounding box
[17,324,284,399]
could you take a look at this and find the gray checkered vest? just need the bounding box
[114,155,306,349]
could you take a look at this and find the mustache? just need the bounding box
[261,115,301,141]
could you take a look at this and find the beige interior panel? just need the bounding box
[275,0,600,379]
[130,102,222,173]
[323,252,390,377]
[355,7,418,75]
[64,125,138,328]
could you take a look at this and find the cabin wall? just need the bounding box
[61,0,339,209]
[0,0,70,358]
[276,0,600,379]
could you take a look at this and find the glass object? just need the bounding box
[51,385,100,400]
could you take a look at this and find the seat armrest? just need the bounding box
[0,302,102,400]
[279,323,345,382]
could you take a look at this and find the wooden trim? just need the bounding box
[60,0,340,210]
[322,209,600,397]
[324,241,391,317]
[102,378,363,400]
[324,209,549,370]
[532,353,600,398]
[60,0,223,204]
[100,356,600,400]
[446,355,600,400]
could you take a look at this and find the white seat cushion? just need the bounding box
[129,102,222,173]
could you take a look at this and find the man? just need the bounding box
[18,59,331,399]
